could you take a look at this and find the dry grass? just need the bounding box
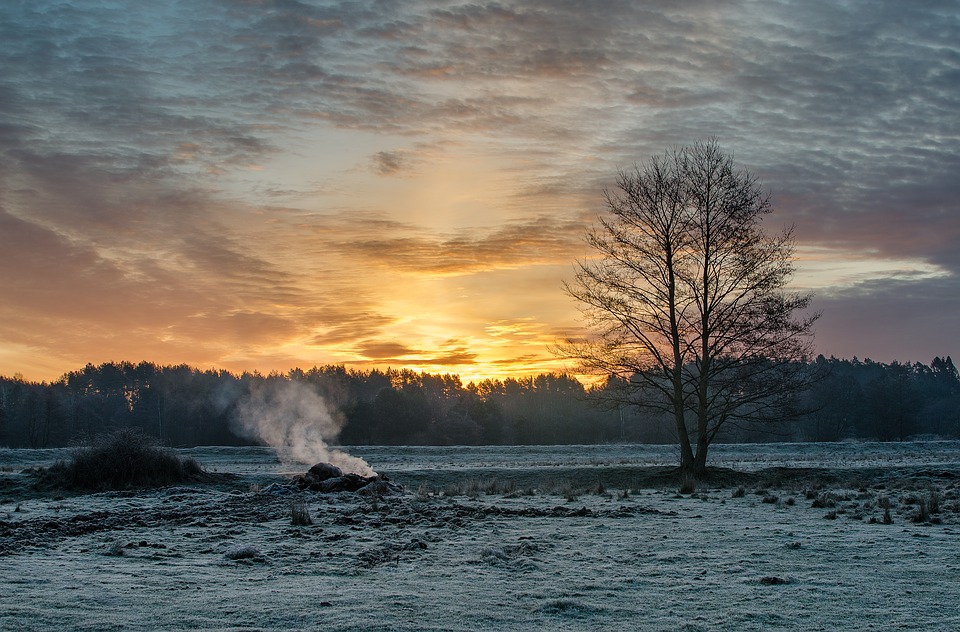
[41,429,202,491]
[290,497,313,526]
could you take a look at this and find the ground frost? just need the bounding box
[3,444,960,629]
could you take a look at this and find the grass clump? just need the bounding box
[224,545,265,562]
[45,429,202,491]
[880,496,894,524]
[290,497,313,526]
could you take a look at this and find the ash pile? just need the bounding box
[292,462,402,495]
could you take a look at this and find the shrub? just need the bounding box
[811,492,837,509]
[731,486,746,498]
[880,496,893,524]
[224,545,264,561]
[290,497,313,526]
[912,497,930,524]
[47,429,202,491]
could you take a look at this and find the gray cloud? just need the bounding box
[371,150,407,175]
[1,0,958,374]
[315,212,587,275]
[815,275,960,364]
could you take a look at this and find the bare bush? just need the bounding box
[880,496,893,524]
[224,545,264,562]
[43,429,202,491]
[290,497,313,526]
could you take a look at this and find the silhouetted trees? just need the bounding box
[0,356,958,449]
[563,140,819,475]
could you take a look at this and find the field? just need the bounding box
[3,442,960,630]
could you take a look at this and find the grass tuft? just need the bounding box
[880,496,893,524]
[290,497,313,526]
[42,428,202,491]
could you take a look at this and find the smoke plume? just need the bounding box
[232,380,375,476]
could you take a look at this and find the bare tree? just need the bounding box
[564,140,819,476]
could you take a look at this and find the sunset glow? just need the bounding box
[2,1,958,382]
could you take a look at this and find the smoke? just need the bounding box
[232,380,375,476]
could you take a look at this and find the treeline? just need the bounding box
[1,356,958,449]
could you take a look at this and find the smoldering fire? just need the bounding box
[232,380,376,477]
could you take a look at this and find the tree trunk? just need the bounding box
[693,432,710,477]
[675,400,695,473]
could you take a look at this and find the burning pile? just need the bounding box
[293,462,401,495]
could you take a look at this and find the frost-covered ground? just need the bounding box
[3,442,960,630]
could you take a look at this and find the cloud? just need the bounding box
[353,339,479,367]
[371,150,407,175]
[1,0,958,378]
[317,212,586,276]
[815,275,960,363]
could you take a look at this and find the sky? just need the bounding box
[1,0,959,383]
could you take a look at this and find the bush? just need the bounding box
[290,497,313,526]
[880,496,893,524]
[47,429,202,490]
[224,545,264,561]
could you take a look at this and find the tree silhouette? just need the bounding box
[564,140,819,475]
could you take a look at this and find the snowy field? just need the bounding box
[3,442,960,630]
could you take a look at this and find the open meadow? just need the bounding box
[3,442,960,630]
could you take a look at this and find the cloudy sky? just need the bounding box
[2,0,958,382]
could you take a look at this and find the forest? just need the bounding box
[1,355,958,449]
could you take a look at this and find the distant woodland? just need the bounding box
[1,356,958,449]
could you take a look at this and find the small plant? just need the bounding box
[761,494,778,504]
[556,481,578,501]
[224,545,263,561]
[811,492,837,509]
[103,541,126,557]
[911,497,930,523]
[731,486,746,498]
[880,496,893,524]
[290,497,313,526]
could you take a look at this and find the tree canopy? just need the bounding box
[564,140,819,475]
